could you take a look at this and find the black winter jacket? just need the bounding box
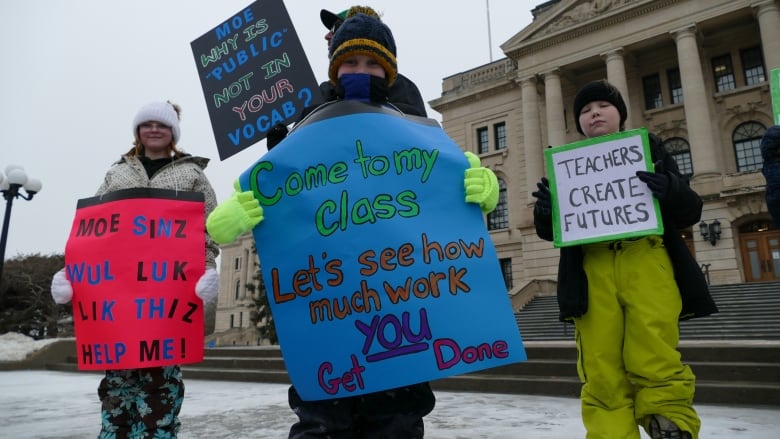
[534,134,718,322]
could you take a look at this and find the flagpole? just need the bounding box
[486,0,493,62]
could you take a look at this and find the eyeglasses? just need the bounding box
[138,122,171,131]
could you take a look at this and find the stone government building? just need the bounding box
[213,0,780,344]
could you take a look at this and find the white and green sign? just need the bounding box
[543,128,663,247]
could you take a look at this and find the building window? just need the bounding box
[494,122,506,150]
[642,74,663,110]
[663,137,693,177]
[733,122,766,172]
[230,314,235,328]
[234,280,241,300]
[740,46,765,86]
[487,178,508,230]
[477,127,489,154]
[234,257,241,271]
[667,68,683,105]
[239,312,243,328]
[500,258,513,290]
[712,54,736,92]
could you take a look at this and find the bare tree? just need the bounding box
[0,253,71,339]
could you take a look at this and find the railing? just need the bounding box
[700,263,711,285]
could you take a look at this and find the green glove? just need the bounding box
[206,188,264,244]
[464,151,499,213]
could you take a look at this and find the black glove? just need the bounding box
[636,160,670,199]
[532,177,552,216]
[266,123,289,150]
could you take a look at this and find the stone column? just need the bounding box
[602,49,633,129]
[543,69,567,148]
[755,0,780,73]
[521,76,543,201]
[671,25,720,177]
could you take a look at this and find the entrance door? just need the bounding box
[740,231,780,282]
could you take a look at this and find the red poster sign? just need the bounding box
[64,188,206,370]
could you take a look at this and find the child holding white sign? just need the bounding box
[207,10,500,439]
[532,80,717,439]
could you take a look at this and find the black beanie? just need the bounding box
[328,13,397,86]
[573,80,627,135]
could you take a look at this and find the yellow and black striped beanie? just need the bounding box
[328,13,397,86]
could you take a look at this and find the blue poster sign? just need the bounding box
[238,101,526,400]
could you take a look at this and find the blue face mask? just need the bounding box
[338,73,388,104]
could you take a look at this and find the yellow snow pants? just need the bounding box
[575,236,700,438]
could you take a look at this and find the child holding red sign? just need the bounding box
[532,80,717,439]
[207,10,499,439]
[50,101,220,438]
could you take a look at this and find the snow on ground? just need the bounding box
[1,333,777,438]
[0,332,59,361]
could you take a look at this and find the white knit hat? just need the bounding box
[132,101,181,144]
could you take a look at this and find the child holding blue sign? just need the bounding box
[532,80,716,439]
[761,125,780,225]
[207,11,500,439]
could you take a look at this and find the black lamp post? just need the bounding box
[0,165,43,283]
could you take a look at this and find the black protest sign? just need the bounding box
[191,0,321,160]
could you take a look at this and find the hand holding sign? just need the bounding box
[206,190,264,244]
[636,160,670,200]
[50,269,74,304]
[532,177,552,216]
[463,152,500,213]
[195,268,220,302]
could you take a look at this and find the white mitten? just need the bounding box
[50,269,74,304]
[195,268,220,302]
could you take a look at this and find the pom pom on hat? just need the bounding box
[132,101,181,144]
[573,80,627,135]
[328,13,397,86]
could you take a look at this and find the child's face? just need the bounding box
[337,55,386,79]
[578,100,621,137]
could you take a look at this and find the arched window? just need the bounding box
[663,137,693,177]
[487,178,508,230]
[733,122,766,171]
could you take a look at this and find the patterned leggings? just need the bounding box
[97,366,184,439]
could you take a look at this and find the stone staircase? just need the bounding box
[34,282,780,407]
[515,281,780,341]
[40,340,780,407]
[165,340,777,406]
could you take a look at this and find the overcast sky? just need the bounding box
[0,0,536,260]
